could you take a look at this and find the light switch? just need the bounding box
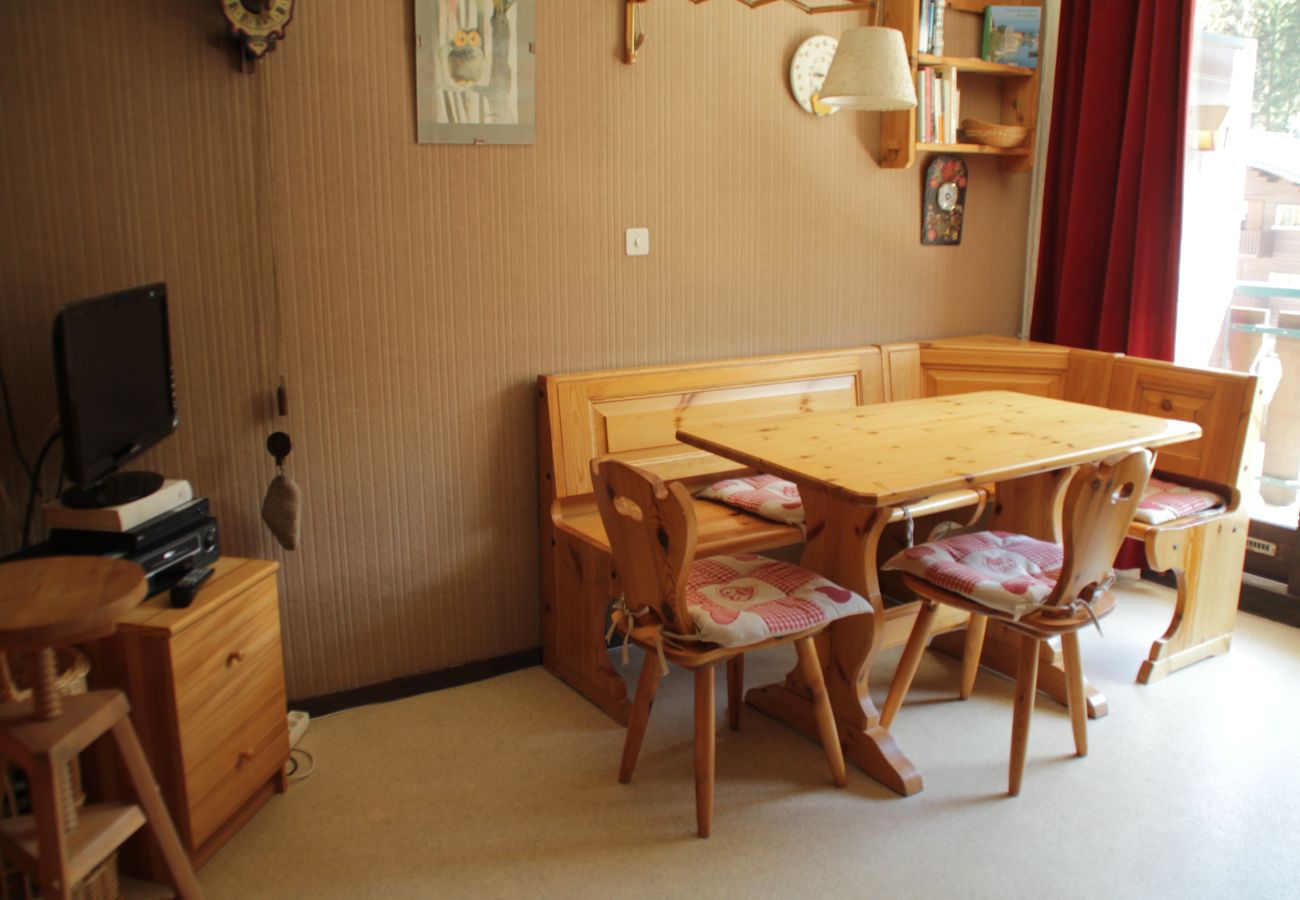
[626,227,649,257]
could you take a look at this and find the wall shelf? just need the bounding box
[916,54,1034,77]
[880,0,1041,172]
[918,141,1031,157]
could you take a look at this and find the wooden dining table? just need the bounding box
[676,390,1202,796]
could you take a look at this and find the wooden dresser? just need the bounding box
[84,557,291,877]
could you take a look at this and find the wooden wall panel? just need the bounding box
[0,0,1032,699]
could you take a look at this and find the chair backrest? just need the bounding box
[1047,449,1154,608]
[590,457,698,635]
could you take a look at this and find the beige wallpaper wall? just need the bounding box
[0,1,1030,700]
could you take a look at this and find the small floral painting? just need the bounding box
[921,155,968,246]
[415,0,535,144]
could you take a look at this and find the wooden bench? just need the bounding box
[898,337,1260,691]
[538,347,992,724]
[539,337,1260,722]
[1108,356,1258,682]
[539,347,881,723]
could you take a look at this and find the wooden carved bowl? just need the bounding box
[960,119,1029,149]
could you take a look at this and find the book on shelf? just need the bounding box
[951,77,960,144]
[982,5,1041,68]
[937,69,946,144]
[945,69,957,143]
[915,70,925,142]
[915,68,935,143]
[917,65,959,145]
[932,0,946,57]
[917,0,947,56]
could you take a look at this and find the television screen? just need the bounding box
[53,283,177,501]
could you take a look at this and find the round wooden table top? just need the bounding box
[0,556,147,650]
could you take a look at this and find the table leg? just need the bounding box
[745,490,923,796]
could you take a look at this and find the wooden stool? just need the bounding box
[0,557,201,900]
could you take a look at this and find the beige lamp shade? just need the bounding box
[819,27,917,111]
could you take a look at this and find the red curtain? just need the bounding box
[1030,0,1196,361]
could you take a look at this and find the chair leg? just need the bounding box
[1008,632,1041,797]
[110,718,203,900]
[619,650,663,783]
[794,636,847,788]
[1061,630,1088,757]
[726,655,744,732]
[27,756,71,900]
[959,612,988,700]
[881,600,938,729]
[694,666,715,838]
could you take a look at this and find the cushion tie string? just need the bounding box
[1068,571,1115,637]
[606,596,670,675]
[903,506,915,549]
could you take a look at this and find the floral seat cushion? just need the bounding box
[697,475,804,527]
[1134,476,1225,525]
[882,531,1064,620]
[684,554,871,647]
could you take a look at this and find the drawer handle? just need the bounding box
[238,749,254,766]
[226,650,246,667]
[1160,398,1173,412]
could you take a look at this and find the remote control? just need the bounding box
[169,565,215,608]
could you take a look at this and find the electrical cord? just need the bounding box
[21,429,61,551]
[284,747,315,782]
[0,362,34,482]
[0,477,21,537]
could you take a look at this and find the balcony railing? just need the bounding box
[1229,282,1300,522]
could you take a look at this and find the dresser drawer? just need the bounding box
[185,692,290,848]
[171,577,287,772]
[87,558,290,879]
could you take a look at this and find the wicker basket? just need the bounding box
[1,649,120,900]
[0,647,90,704]
[1,649,91,807]
[960,118,1029,149]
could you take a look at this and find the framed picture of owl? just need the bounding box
[415,0,536,144]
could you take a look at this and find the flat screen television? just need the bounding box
[53,283,178,508]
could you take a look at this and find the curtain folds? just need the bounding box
[1030,0,1196,361]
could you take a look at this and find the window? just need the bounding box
[1184,0,1300,614]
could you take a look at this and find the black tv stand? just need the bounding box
[61,470,165,509]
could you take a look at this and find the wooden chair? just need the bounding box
[592,458,873,837]
[0,557,202,899]
[878,450,1153,796]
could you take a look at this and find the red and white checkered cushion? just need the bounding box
[698,475,804,527]
[1134,476,1225,525]
[684,554,871,647]
[882,531,1064,620]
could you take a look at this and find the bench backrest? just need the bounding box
[540,347,885,502]
[889,337,1259,497]
[1106,357,1258,494]
[886,337,1119,406]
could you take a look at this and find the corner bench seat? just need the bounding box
[1133,476,1226,525]
[540,337,1260,723]
[908,339,1258,689]
[556,491,803,559]
[539,346,990,724]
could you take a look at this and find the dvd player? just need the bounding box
[134,517,219,594]
[49,497,211,555]
[48,498,219,595]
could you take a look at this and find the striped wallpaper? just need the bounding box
[0,0,1030,699]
